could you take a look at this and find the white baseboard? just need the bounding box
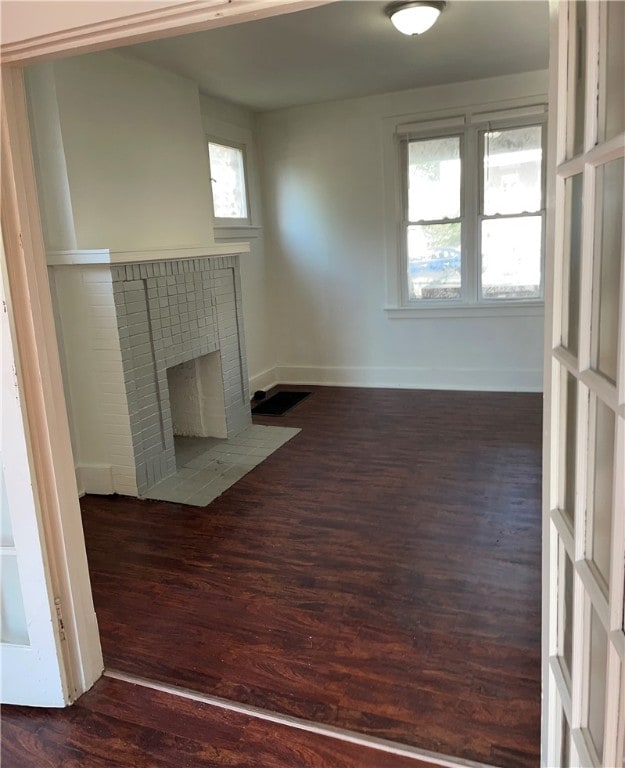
[249,367,280,395]
[76,464,115,494]
[74,467,86,497]
[76,464,138,496]
[77,464,115,495]
[258,364,543,393]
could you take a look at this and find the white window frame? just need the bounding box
[207,136,251,228]
[384,102,548,318]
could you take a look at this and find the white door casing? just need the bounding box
[1,65,105,706]
[543,1,625,765]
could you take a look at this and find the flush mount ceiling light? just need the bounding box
[386,1,446,35]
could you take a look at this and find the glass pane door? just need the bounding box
[546,2,625,766]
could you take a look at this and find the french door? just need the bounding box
[0,246,68,706]
[545,1,625,765]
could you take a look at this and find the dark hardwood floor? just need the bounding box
[80,386,542,767]
[1,676,432,768]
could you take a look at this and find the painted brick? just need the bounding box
[124,300,146,316]
[103,254,251,493]
[129,327,150,342]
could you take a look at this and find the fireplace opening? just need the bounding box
[166,351,227,467]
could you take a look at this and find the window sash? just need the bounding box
[478,212,546,302]
[478,122,546,303]
[207,138,250,225]
[478,123,547,217]
[405,134,463,223]
[401,133,466,305]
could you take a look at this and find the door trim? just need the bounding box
[1,66,103,700]
[0,0,331,64]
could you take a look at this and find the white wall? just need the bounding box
[25,63,77,253]
[258,70,549,391]
[25,51,213,489]
[51,50,214,252]
[27,50,548,401]
[200,93,275,391]
[27,53,275,398]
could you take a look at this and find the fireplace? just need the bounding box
[48,247,251,497]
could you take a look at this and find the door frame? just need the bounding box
[0,0,334,704]
[1,65,103,700]
[541,1,564,761]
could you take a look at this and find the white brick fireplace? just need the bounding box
[48,246,251,497]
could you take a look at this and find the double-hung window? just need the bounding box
[400,112,545,307]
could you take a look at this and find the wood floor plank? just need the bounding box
[79,386,542,768]
[0,677,435,768]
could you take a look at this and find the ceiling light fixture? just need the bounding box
[386,1,446,35]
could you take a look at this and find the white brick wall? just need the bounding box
[51,254,250,497]
[50,265,137,496]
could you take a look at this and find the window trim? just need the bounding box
[207,136,251,228]
[385,102,548,315]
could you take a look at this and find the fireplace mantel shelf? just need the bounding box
[46,243,250,266]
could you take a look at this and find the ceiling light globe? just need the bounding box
[388,2,445,36]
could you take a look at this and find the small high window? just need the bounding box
[208,140,249,223]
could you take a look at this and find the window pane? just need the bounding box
[559,541,574,682]
[480,216,541,299]
[483,126,542,215]
[561,708,572,767]
[592,158,624,384]
[568,1,587,157]
[600,0,624,142]
[407,223,461,300]
[0,554,29,645]
[408,137,460,221]
[590,398,615,590]
[208,142,247,219]
[562,174,583,355]
[561,371,577,528]
[588,608,607,760]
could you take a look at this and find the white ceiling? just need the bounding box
[125,0,549,112]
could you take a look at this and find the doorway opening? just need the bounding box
[8,3,552,764]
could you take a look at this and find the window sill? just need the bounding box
[214,224,261,240]
[385,302,544,319]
